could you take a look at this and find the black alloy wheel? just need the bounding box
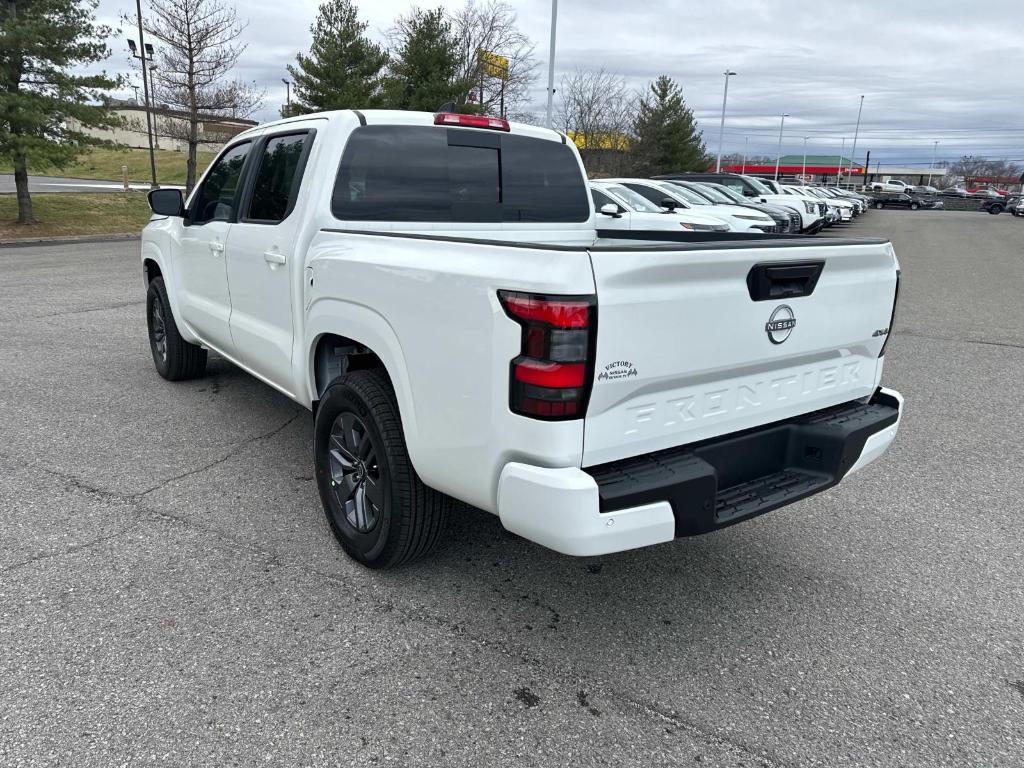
[326,411,385,536]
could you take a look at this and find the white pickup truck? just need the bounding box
[142,109,904,569]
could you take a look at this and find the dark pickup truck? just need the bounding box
[870,193,944,211]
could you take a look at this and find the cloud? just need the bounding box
[93,0,1024,163]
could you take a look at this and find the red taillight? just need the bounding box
[434,112,511,131]
[499,291,596,421]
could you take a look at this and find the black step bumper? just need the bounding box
[585,389,901,536]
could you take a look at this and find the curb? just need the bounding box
[0,233,141,248]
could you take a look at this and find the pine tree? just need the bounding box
[631,75,709,175]
[384,8,472,112]
[287,0,388,115]
[1,0,120,224]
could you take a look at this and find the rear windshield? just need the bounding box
[331,125,590,223]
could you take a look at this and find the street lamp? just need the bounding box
[715,70,737,172]
[282,78,291,114]
[544,0,558,129]
[127,12,158,190]
[774,113,789,181]
[848,95,864,183]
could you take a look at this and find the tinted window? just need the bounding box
[331,125,589,223]
[624,183,671,207]
[246,133,311,223]
[191,142,250,224]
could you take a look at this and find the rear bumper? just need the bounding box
[497,387,903,556]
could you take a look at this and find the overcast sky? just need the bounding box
[95,0,1024,166]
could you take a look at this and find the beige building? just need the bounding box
[68,103,257,154]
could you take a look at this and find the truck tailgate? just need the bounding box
[583,239,898,467]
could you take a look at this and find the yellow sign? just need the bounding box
[567,131,631,151]
[479,50,509,80]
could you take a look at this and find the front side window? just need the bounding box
[191,142,251,224]
[331,125,589,223]
[246,133,311,223]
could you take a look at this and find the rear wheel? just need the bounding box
[874,201,884,209]
[314,369,451,569]
[988,206,1003,215]
[910,203,919,210]
[146,276,207,380]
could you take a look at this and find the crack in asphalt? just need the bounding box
[897,330,1024,350]
[10,299,146,321]
[0,523,139,575]
[136,409,305,499]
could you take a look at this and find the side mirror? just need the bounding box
[660,198,679,211]
[599,203,622,218]
[148,188,184,217]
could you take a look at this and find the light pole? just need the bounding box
[544,0,558,129]
[127,12,158,190]
[715,70,737,172]
[930,140,938,185]
[802,136,809,180]
[774,113,789,181]
[741,136,748,174]
[838,137,846,186]
[848,94,864,182]
[282,78,291,115]
[147,60,160,148]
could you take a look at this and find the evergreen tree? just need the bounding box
[287,0,388,114]
[384,8,472,112]
[0,0,120,224]
[631,75,709,175]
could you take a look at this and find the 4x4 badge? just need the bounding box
[765,305,796,344]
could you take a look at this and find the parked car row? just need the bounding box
[588,172,872,236]
[870,181,1020,200]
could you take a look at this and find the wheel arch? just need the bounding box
[304,300,422,471]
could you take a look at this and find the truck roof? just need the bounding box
[234,109,566,145]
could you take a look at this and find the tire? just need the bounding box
[146,276,207,381]
[910,203,919,210]
[988,206,1002,215]
[874,201,884,209]
[314,368,451,569]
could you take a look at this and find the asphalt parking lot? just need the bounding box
[1,210,1022,767]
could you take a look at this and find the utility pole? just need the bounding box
[544,0,558,129]
[864,150,871,189]
[838,137,845,186]
[741,136,748,174]
[774,113,789,181]
[802,136,808,180]
[282,78,291,115]
[930,140,938,185]
[715,70,737,172]
[129,1,158,190]
[848,94,864,182]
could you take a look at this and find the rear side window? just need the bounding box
[331,125,589,223]
[246,132,312,223]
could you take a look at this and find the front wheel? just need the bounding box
[314,369,451,569]
[910,203,919,210]
[146,277,207,380]
[988,206,1002,215]
[875,201,884,209]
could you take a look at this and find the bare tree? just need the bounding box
[948,155,1022,185]
[450,0,537,119]
[142,0,263,192]
[557,67,634,176]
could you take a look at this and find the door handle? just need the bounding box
[209,241,224,256]
[263,251,287,267]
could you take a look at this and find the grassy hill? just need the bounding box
[1,146,216,186]
[1,193,153,240]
